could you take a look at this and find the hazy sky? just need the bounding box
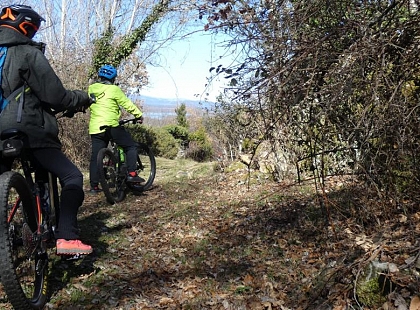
[141,31,230,102]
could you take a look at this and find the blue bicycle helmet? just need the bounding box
[98,64,117,80]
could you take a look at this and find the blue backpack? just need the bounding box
[0,46,26,122]
[0,46,8,111]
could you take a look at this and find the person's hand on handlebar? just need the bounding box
[77,94,96,113]
[133,116,143,124]
[89,94,96,105]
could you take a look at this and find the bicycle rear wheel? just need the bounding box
[0,171,48,310]
[131,143,156,192]
[97,148,126,204]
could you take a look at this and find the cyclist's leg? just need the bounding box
[31,148,92,254]
[89,133,108,189]
[110,127,138,173]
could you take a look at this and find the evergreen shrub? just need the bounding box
[185,127,213,162]
[127,124,179,159]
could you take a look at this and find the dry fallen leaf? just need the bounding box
[410,296,420,310]
[243,274,254,286]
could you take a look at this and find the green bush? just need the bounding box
[127,124,156,149]
[185,127,213,162]
[127,124,179,159]
[127,124,213,161]
[163,124,189,147]
[154,127,180,159]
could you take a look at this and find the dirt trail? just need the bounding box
[0,160,419,309]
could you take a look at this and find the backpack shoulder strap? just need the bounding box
[0,46,26,122]
[0,46,7,93]
[0,47,7,81]
[5,84,26,123]
[0,46,8,111]
[0,46,7,67]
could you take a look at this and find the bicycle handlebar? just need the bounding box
[118,117,143,126]
[99,117,143,131]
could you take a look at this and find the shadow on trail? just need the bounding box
[47,210,115,306]
[44,179,405,309]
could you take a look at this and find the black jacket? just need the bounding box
[0,27,89,148]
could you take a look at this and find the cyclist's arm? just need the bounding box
[113,86,143,119]
[26,48,89,112]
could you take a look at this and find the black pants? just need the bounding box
[89,126,138,188]
[1,148,84,240]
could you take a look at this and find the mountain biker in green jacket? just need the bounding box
[88,64,144,193]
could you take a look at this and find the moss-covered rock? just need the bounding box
[356,276,386,307]
[355,260,396,307]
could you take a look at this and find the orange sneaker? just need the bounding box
[56,239,93,255]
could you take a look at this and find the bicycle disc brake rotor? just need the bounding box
[22,223,36,256]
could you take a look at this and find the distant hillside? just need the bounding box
[139,95,213,108]
[137,95,214,119]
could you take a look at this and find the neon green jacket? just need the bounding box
[88,82,143,134]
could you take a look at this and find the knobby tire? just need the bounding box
[97,148,126,204]
[131,143,156,192]
[0,171,48,310]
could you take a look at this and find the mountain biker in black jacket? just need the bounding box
[0,4,92,256]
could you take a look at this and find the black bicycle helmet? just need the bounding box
[0,5,45,39]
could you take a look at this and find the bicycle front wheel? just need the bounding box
[132,143,156,192]
[0,171,48,310]
[97,148,126,204]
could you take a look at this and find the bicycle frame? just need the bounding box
[112,142,128,176]
[0,128,59,309]
[4,131,57,245]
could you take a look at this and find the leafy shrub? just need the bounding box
[185,127,213,162]
[163,124,189,147]
[127,124,156,149]
[127,124,179,159]
[154,127,180,159]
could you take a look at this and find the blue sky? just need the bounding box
[141,31,229,103]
